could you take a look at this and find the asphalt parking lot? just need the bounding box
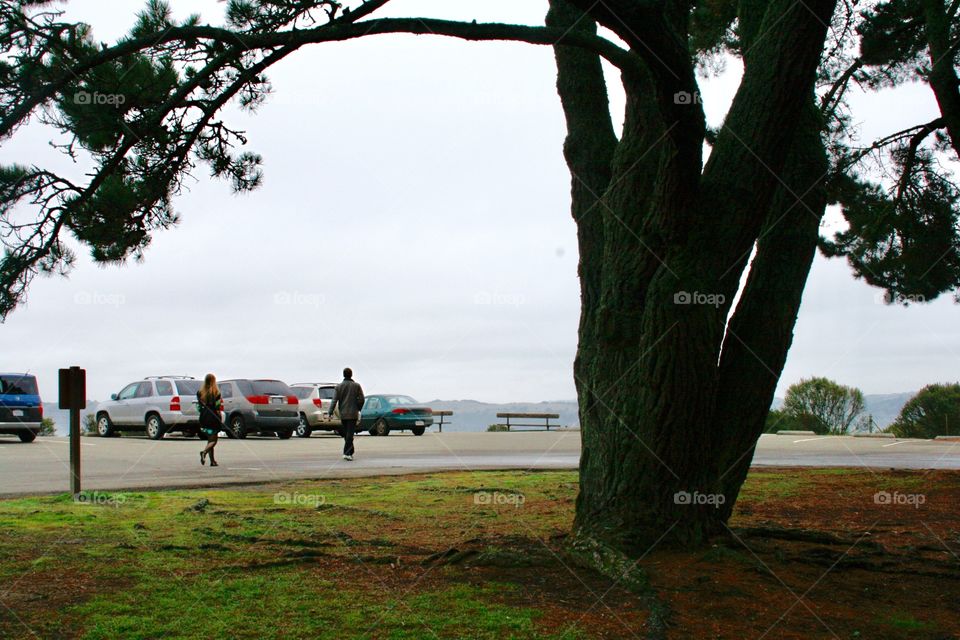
[0,431,956,495]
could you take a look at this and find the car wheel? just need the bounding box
[296,414,311,438]
[18,431,37,443]
[96,413,115,438]
[411,426,425,436]
[373,419,390,437]
[145,414,166,440]
[277,430,293,440]
[231,415,247,439]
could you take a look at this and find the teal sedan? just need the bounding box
[359,395,433,436]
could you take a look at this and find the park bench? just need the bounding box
[495,412,561,431]
[432,410,453,433]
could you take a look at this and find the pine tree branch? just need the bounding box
[1,18,638,142]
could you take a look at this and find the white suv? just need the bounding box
[95,376,203,440]
[290,383,340,437]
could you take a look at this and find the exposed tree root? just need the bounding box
[566,534,671,640]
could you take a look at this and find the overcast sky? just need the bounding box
[0,0,957,404]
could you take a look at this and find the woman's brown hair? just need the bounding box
[199,373,219,404]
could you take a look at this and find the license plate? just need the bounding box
[12,410,23,417]
[415,420,424,426]
[270,397,283,404]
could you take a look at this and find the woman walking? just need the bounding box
[197,373,224,467]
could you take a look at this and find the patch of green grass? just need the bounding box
[736,471,809,501]
[0,471,591,640]
[881,613,935,631]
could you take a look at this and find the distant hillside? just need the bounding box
[425,400,579,432]
[770,392,914,429]
[860,392,915,428]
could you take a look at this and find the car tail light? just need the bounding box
[312,399,322,407]
[287,395,297,405]
[170,396,181,412]
[392,408,410,415]
[38,404,43,418]
[246,395,269,404]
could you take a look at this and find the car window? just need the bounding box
[292,387,314,400]
[233,380,253,396]
[365,397,381,411]
[0,375,38,395]
[135,382,154,398]
[386,396,417,405]
[220,383,233,399]
[118,383,139,400]
[175,380,201,396]
[251,380,292,395]
[155,381,173,396]
[318,387,335,400]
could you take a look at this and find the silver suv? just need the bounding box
[290,383,340,438]
[220,379,298,439]
[95,376,203,440]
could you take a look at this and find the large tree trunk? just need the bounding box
[552,0,838,551]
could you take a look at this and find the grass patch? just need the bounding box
[881,613,935,631]
[0,471,602,639]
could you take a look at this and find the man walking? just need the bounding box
[329,367,364,461]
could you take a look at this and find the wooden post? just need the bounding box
[59,367,86,496]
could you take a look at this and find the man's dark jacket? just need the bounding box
[330,378,364,420]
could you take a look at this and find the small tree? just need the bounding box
[39,417,56,436]
[891,384,960,439]
[782,377,865,435]
[82,413,97,436]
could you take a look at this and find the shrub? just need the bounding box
[39,417,56,436]
[890,383,960,439]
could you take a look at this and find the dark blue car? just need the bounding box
[0,373,43,443]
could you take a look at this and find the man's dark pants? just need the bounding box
[339,419,357,456]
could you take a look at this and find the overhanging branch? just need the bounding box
[1,18,638,141]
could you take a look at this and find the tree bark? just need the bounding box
[921,0,960,158]
[546,0,618,473]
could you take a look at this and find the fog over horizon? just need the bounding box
[1,0,958,404]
